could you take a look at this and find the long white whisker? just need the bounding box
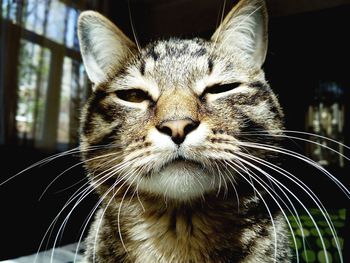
[90,180,125,263]
[224,159,279,263]
[89,156,149,262]
[240,129,350,151]
[209,0,227,57]
[217,160,240,210]
[136,177,145,212]
[1,147,79,187]
[42,152,138,263]
[36,158,121,262]
[39,150,124,201]
[74,168,134,262]
[232,156,308,262]
[238,131,350,162]
[91,170,137,263]
[244,164,304,262]
[49,163,132,263]
[238,141,350,198]
[1,144,121,187]
[236,150,343,262]
[215,162,223,197]
[72,160,138,262]
[118,175,141,239]
[230,155,333,263]
[127,0,141,52]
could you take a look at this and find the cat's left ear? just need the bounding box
[211,0,268,68]
[78,11,137,85]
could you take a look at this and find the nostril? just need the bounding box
[183,121,199,136]
[157,125,173,137]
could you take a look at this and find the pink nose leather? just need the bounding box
[157,119,199,144]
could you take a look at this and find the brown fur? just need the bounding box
[84,188,289,263]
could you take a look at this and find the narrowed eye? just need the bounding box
[115,89,152,103]
[202,82,241,95]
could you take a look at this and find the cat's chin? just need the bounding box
[136,159,219,201]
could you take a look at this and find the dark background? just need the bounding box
[0,0,349,260]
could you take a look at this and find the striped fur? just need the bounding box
[78,0,292,262]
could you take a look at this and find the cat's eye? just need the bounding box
[202,82,241,95]
[115,89,152,103]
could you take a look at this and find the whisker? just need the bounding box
[91,171,136,262]
[224,159,280,262]
[209,0,227,57]
[38,152,136,263]
[218,160,240,209]
[248,166,305,262]
[89,167,145,262]
[230,157,308,262]
[1,146,80,187]
[240,129,350,151]
[50,168,130,263]
[127,0,141,52]
[235,151,343,262]
[216,162,223,197]
[237,141,350,198]
[1,144,122,187]
[87,154,149,261]
[69,163,138,262]
[56,151,131,212]
[74,169,134,262]
[135,176,146,212]
[90,180,123,263]
[38,150,124,201]
[0,145,126,187]
[126,167,146,208]
[237,130,350,162]
[229,155,335,263]
[117,173,141,253]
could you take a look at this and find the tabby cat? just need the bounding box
[77,0,292,262]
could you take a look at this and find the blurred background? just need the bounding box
[0,0,349,261]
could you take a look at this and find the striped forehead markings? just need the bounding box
[146,46,159,61]
[140,59,146,76]
[144,39,209,61]
[208,58,214,74]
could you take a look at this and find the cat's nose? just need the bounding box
[157,119,199,145]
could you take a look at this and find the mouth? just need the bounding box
[162,155,204,170]
[137,153,218,200]
[173,156,186,162]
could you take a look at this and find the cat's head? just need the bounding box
[78,0,284,201]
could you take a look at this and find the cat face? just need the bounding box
[78,0,284,201]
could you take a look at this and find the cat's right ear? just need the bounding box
[78,11,137,85]
[211,0,268,68]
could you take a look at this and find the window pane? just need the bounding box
[1,0,17,21]
[57,57,89,150]
[24,0,47,35]
[57,57,72,146]
[16,40,51,145]
[22,0,80,49]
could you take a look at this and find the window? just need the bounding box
[1,0,91,151]
[57,57,88,150]
[16,40,51,144]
